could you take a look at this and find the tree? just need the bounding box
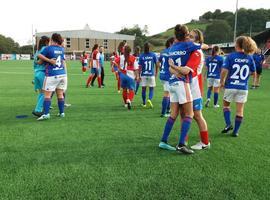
[0,34,20,53]
[19,45,33,54]
[204,20,233,44]
[116,25,148,49]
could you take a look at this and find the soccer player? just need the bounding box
[159,37,174,117]
[188,29,210,150]
[205,46,224,108]
[159,24,201,155]
[37,33,67,121]
[32,36,50,117]
[251,48,264,89]
[86,44,102,88]
[134,46,141,95]
[80,51,88,73]
[91,46,105,87]
[220,36,257,137]
[114,45,139,110]
[138,42,158,108]
[110,52,121,93]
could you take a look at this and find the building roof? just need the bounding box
[253,29,270,44]
[36,27,135,41]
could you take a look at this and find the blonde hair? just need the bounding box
[190,29,204,44]
[235,36,257,55]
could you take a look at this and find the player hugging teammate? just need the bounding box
[37,33,68,121]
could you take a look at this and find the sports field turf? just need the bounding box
[0,60,269,199]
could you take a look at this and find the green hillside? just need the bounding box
[149,21,211,52]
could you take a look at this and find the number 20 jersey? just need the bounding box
[222,52,256,90]
[41,45,66,77]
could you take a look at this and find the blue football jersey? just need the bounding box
[41,45,66,77]
[222,52,256,90]
[139,52,157,76]
[252,53,264,69]
[206,55,224,79]
[168,41,201,84]
[159,48,171,81]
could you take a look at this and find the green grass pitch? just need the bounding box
[0,60,269,199]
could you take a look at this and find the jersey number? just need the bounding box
[209,63,217,73]
[175,58,181,66]
[161,57,166,71]
[144,61,152,71]
[56,56,62,67]
[231,64,249,80]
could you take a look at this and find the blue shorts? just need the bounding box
[193,98,203,111]
[119,72,135,90]
[82,63,87,67]
[113,66,118,72]
[34,70,45,90]
[91,68,101,75]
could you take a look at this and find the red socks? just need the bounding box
[128,90,135,102]
[98,77,102,88]
[86,75,92,86]
[200,131,209,145]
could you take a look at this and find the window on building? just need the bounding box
[103,39,108,49]
[66,38,71,48]
[85,39,90,49]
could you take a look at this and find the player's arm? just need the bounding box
[155,62,160,77]
[220,68,228,88]
[38,54,56,65]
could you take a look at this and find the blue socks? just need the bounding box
[142,87,146,105]
[58,98,65,114]
[214,92,219,105]
[35,93,44,112]
[43,98,51,115]
[149,87,154,100]
[161,97,170,115]
[179,117,192,145]
[233,116,243,135]
[207,88,212,99]
[161,117,175,143]
[223,108,231,127]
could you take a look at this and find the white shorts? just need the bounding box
[169,81,193,104]
[161,80,170,92]
[208,78,220,88]
[223,89,248,103]
[43,75,67,92]
[141,76,156,87]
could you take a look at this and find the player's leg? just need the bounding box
[222,99,233,133]
[213,84,220,108]
[161,90,170,117]
[147,77,155,108]
[33,71,45,117]
[205,79,213,107]
[141,86,147,107]
[135,80,140,95]
[177,101,194,154]
[56,89,65,117]
[101,67,105,86]
[159,102,179,151]
[97,68,102,88]
[191,108,210,150]
[232,103,244,137]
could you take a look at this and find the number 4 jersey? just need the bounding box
[222,52,256,90]
[41,45,66,77]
